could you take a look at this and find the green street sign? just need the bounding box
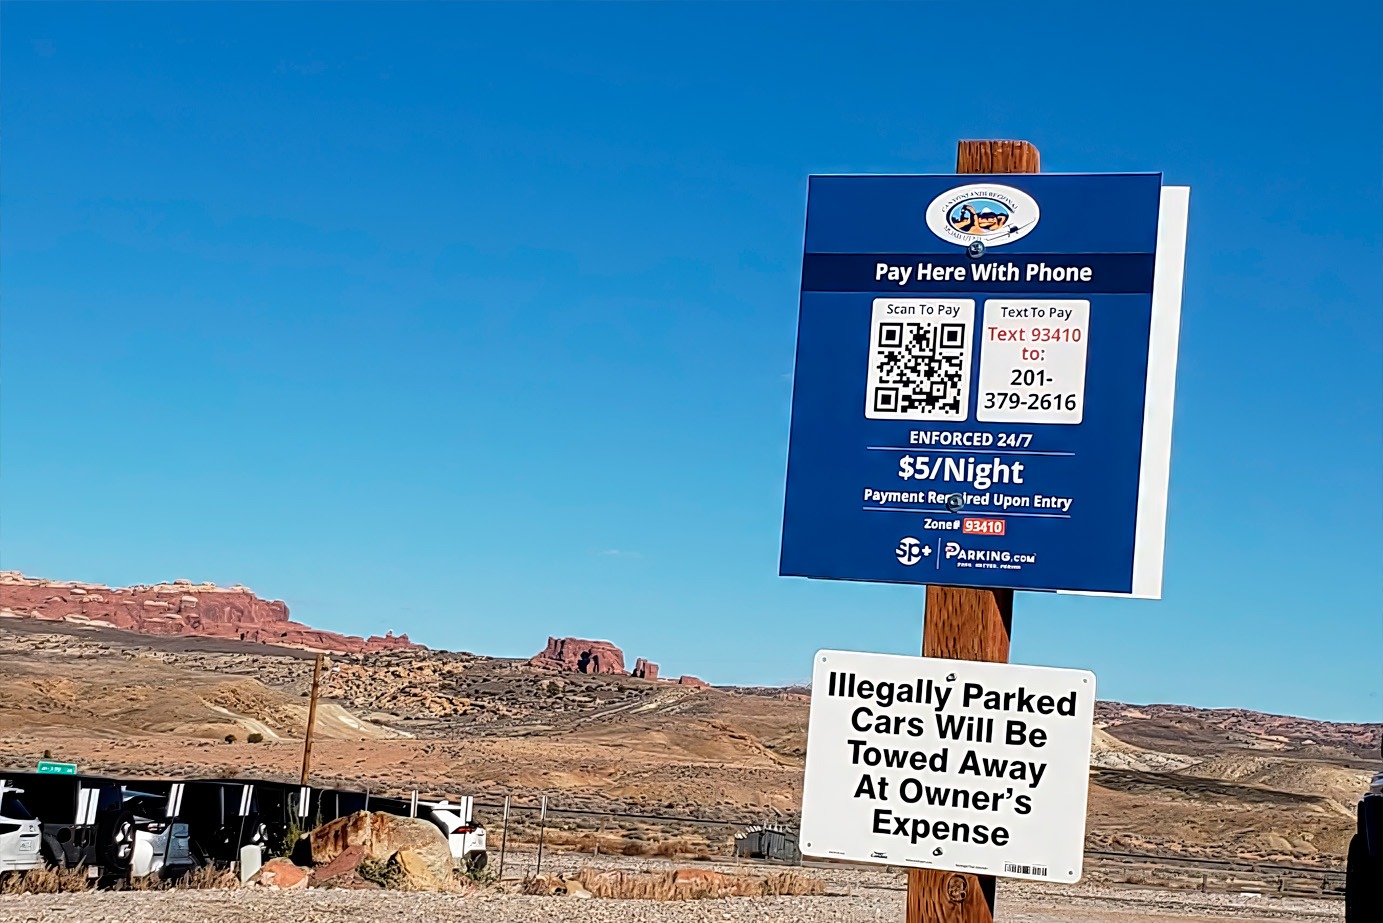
[36,760,77,775]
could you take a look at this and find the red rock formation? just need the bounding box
[632,658,659,681]
[0,572,423,655]
[677,675,710,688]
[529,636,626,674]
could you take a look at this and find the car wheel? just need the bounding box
[40,834,65,869]
[1347,832,1381,923]
[99,811,136,876]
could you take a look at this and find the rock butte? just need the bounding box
[529,636,710,689]
[0,571,422,655]
[530,636,626,674]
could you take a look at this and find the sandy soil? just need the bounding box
[0,882,1341,923]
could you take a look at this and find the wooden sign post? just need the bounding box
[300,652,325,787]
[905,139,1039,923]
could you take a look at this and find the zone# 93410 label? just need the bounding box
[976,300,1089,425]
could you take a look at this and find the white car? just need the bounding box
[117,788,198,880]
[0,782,44,874]
[417,796,488,871]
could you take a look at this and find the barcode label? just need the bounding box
[1004,863,1048,877]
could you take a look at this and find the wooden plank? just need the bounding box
[904,139,1038,923]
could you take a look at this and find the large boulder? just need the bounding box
[307,811,453,885]
[387,848,441,891]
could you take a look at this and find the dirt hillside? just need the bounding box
[0,619,1376,865]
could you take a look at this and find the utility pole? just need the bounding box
[300,653,325,787]
[904,139,1039,923]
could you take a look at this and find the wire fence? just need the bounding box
[457,793,1347,898]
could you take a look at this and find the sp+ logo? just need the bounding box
[895,537,931,566]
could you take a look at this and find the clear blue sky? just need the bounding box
[2,3,1379,723]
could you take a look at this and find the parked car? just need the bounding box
[415,796,488,872]
[181,779,308,865]
[312,787,376,824]
[114,783,198,880]
[0,780,44,874]
[0,772,120,878]
[1346,766,1383,922]
[1,773,198,882]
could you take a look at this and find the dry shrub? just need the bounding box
[617,836,704,858]
[173,865,240,890]
[759,871,826,897]
[357,857,399,889]
[0,866,94,895]
[520,875,552,895]
[539,829,602,852]
[571,867,825,901]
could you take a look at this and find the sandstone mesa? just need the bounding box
[0,571,422,655]
[529,636,709,687]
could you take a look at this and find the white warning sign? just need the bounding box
[799,650,1095,882]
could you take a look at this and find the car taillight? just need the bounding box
[0,823,19,835]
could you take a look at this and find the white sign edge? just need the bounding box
[1062,184,1189,600]
[800,649,1099,883]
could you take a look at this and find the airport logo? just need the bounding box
[925,183,1040,247]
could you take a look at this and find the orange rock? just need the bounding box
[251,857,309,890]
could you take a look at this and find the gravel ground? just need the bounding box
[0,861,1344,923]
[0,849,1342,923]
[0,886,1343,923]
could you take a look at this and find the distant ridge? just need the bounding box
[0,571,422,655]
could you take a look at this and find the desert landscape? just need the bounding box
[0,572,1377,921]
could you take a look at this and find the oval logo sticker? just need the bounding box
[926,183,1040,247]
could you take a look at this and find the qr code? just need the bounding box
[864,299,975,420]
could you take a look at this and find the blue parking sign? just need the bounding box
[780,173,1189,597]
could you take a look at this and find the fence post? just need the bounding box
[535,794,548,877]
[498,794,511,880]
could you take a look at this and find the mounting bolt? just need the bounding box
[966,240,986,259]
[944,493,965,513]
